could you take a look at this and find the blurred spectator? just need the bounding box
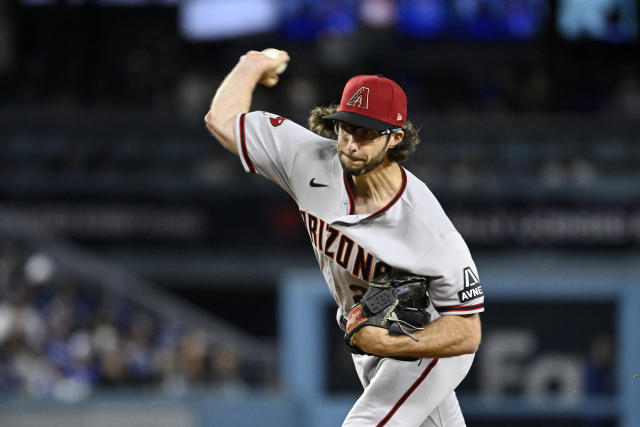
[177,329,209,383]
[210,348,249,397]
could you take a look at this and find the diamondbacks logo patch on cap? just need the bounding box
[346,87,369,109]
[458,267,483,303]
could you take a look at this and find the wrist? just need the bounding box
[233,60,269,83]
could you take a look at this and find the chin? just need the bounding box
[339,160,366,176]
[339,152,383,176]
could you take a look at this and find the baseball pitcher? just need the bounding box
[204,49,484,427]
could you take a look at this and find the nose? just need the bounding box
[343,133,360,152]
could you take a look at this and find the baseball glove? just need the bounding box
[345,274,431,357]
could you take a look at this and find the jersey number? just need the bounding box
[349,284,368,304]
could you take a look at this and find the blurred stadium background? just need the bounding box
[0,0,639,426]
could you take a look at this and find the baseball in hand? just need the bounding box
[261,48,288,75]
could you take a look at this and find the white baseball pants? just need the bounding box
[343,353,475,427]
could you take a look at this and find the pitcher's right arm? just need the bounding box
[204,50,289,154]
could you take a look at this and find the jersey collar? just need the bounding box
[342,165,407,219]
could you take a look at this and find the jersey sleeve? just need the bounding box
[412,231,485,315]
[235,111,312,199]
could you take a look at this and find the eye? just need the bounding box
[342,123,355,134]
[352,128,379,140]
[360,130,379,140]
[337,123,380,141]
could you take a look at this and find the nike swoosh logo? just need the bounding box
[309,178,329,188]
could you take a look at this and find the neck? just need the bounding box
[348,160,403,214]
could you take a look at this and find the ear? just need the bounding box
[388,131,404,149]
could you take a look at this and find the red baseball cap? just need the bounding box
[323,75,407,131]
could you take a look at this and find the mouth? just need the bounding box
[340,152,365,162]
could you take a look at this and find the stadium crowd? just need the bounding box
[0,241,255,401]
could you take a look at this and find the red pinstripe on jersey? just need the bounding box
[239,113,255,173]
[370,167,407,218]
[376,358,440,427]
[343,173,356,214]
[436,303,484,313]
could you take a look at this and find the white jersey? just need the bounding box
[236,110,483,426]
[235,111,485,322]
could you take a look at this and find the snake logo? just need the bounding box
[269,116,286,127]
[346,87,369,109]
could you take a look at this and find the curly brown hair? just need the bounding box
[307,105,421,163]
